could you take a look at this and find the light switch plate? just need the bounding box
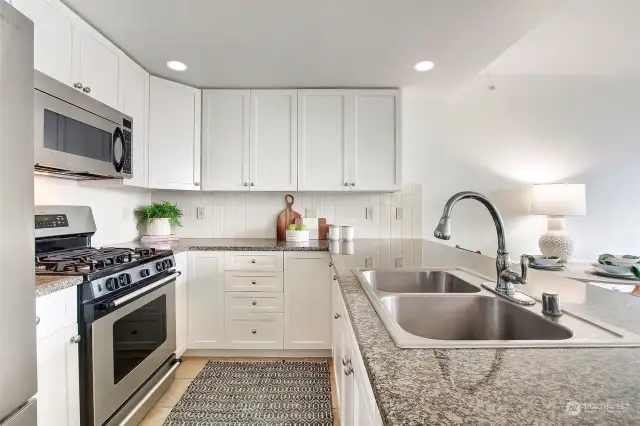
[366,207,374,220]
[196,206,205,219]
[396,207,404,220]
[365,258,374,268]
[305,208,317,218]
[395,258,404,268]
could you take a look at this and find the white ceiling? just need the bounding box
[62,0,559,89]
[484,0,640,75]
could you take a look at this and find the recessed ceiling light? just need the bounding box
[414,61,435,72]
[166,61,188,71]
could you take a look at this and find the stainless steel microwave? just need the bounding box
[34,70,133,180]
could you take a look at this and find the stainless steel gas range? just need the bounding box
[35,206,181,426]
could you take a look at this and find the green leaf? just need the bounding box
[134,201,183,229]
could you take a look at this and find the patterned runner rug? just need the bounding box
[163,360,333,426]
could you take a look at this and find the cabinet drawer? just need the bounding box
[224,252,283,271]
[225,313,283,349]
[225,271,283,292]
[36,286,78,341]
[226,292,284,314]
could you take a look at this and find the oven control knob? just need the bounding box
[164,259,173,268]
[140,268,151,278]
[105,277,118,291]
[156,261,165,272]
[119,273,132,286]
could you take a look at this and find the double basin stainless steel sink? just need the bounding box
[353,268,640,348]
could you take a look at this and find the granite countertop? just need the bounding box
[331,239,640,425]
[35,238,331,297]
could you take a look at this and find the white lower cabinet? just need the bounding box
[284,252,332,350]
[174,252,188,357]
[187,252,225,349]
[35,286,80,426]
[331,279,382,426]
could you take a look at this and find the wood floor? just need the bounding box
[139,357,340,426]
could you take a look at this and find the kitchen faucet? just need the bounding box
[434,191,535,305]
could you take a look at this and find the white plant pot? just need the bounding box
[148,218,172,236]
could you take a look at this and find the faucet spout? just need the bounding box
[433,191,533,305]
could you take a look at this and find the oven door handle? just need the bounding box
[108,271,180,308]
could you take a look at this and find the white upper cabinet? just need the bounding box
[72,30,119,108]
[12,0,74,86]
[297,89,400,192]
[250,90,298,191]
[350,90,400,191]
[201,90,250,191]
[148,76,202,190]
[298,90,350,191]
[118,57,149,187]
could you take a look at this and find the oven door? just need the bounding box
[91,273,177,426]
[34,88,128,178]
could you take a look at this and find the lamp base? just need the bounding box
[538,216,575,262]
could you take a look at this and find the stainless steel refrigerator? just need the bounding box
[0,2,37,426]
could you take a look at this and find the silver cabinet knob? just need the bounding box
[36,316,41,325]
[342,357,351,366]
[251,259,256,264]
[252,329,257,334]
[350,182,356,186]
[250,182,255,186]
[70,335,81,344]
[244,182,248,186]
[344,366,354,376]
[82,86,91,93]
[329,262,334,267]
[74,82,83,89]
[194,182,200,187]
[252,301,257,306]
[251,280,257,285]
[334,313,341,319]
[344,182,349,186]
[333,275,337,281]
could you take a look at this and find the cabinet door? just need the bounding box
[284,252,331,349]
[249,90,297,191]
[73,30,119,108]
[298,90,350,191]
[201,90,250,191]
[331,280,344,408]
[352,340,381,426]
[174,252,188,357]
[118,57,149,188]
[187,252,224,349]
[148,77,202,190]
[12,0,74,86]
[36,323,80,426]
[339,316,354,426]
[350,90,400,191]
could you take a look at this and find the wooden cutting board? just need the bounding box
[276,194,301,241]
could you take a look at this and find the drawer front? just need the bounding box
[225,271,283,292]
[226,292,284,314]
[36,286,78,341]
[224,252,283,271]
[225,313,284,349]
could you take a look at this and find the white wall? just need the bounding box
[403,76,640,261]
[150,188,422,240]
[34,176,151,247]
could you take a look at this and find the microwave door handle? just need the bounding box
[103,272,180,309]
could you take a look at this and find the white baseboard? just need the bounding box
[183,349,332,358]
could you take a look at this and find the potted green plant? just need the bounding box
[135,201,183,236]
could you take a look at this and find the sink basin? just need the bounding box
[381,295,573,341]
[352,267,640,348]
[360,269,480,293]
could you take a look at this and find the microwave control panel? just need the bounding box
[123,130,132,175]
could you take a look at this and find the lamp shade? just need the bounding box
[531,184,586,216]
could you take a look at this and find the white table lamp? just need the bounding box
[531,184,586,262]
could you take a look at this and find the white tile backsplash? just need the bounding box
[151,187,422,239]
